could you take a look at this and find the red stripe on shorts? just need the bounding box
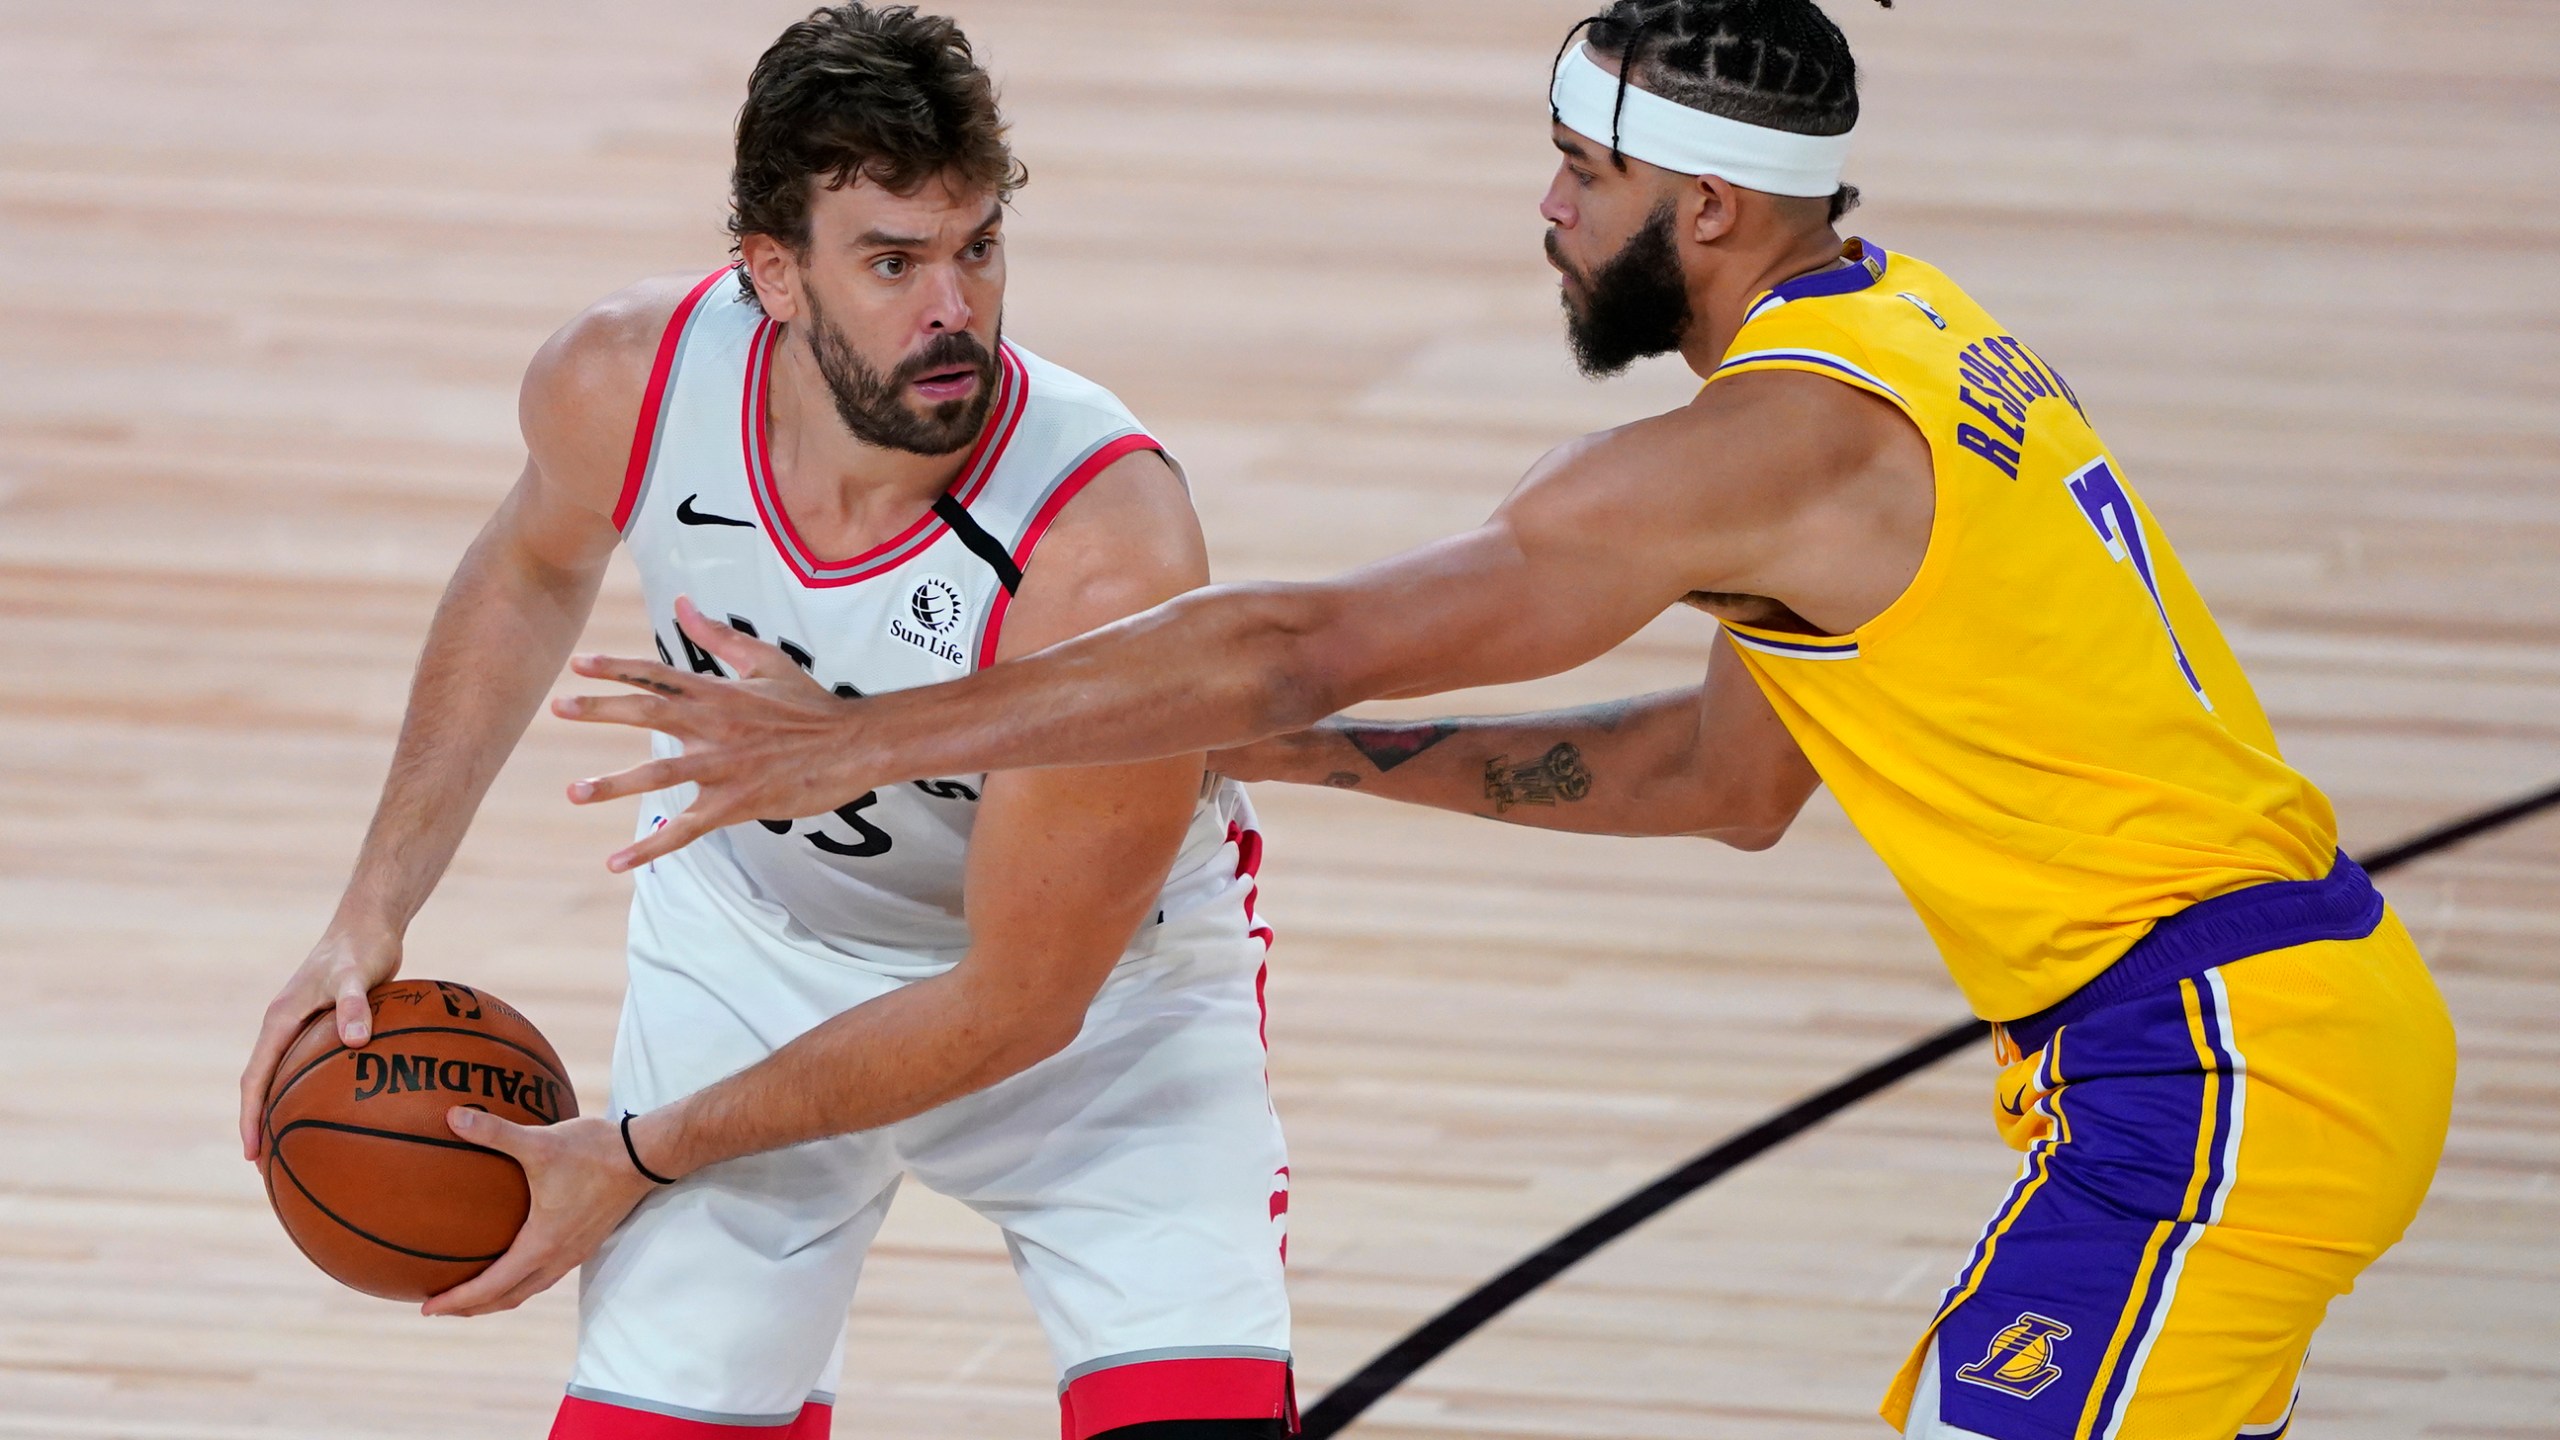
[1058,1357,1296,1440]
[551,1395,832,1439]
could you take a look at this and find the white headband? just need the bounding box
[1548,43,1852,198]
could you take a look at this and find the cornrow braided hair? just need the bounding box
[1552,0,1888,223]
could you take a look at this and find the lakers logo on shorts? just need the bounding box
[1954,1312,2073,1399]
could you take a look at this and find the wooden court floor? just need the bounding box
[2,1,2556,1436]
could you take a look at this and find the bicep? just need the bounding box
[1677,639,1819,842]
[1294,490,1689,706]
[475,455,622,592]
[960,446,1213,986]
[492,277,695,588]
[960,754,1202,995]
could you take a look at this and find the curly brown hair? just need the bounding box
[728,5,1027,307]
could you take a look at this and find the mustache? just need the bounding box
[1543,227,1581,285]
[892,331,996,388]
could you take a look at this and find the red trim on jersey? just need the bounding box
[975,431,1164,667]
[615,267,732,533]
[1226,818,1276,951]
[744,334,1028,588]
[550,1396,832,1439]
[1057,1357,1296,1440]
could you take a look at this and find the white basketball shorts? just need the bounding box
[549,825,1293,1439]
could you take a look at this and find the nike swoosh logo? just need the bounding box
[677,495,755,528]
[2000,1087,2031,1117]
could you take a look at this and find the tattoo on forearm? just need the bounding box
[1344,720,1458,773]
[1483,743,1593,812]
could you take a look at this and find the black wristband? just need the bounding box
[619,1110,677,1186]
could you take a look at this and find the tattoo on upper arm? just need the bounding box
[1345,721,1458,773]
[1483,744,1593,812]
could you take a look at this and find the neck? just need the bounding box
[1677,225,1848,377]
[764,326,975,546]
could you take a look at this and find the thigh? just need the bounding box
[1885,920,2454,1439]
[567,1161,899,1428]
[2095,916,2450,1438]
[899,935,1293,1438]
[570,852,914,1426]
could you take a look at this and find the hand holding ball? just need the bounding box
[257,980,577,1300]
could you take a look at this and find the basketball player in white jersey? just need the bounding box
[235,9,1294,1437]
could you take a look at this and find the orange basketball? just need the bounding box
[258,979,577,1301]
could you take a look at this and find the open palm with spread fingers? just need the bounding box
[555,594,856,872]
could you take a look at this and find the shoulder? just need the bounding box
[992,446,1207,662]
[1720,302,1896,389]
[519,269,733,509]
[1495,362,1924,595]
[1009,344,1134,420]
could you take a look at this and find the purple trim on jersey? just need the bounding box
[1712,349,1906,405]
[1764,237,1889,304]
[2000,852,2378,1054]
[1723,626,1861,659]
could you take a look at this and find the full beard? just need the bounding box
[1550,201,1693,379]
[802,288,1000,457]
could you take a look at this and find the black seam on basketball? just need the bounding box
[263,1026,352,1133]
[266,1127,513,1265]
[261,1150,344,1277]
[261,1024,571,1135]
[270,1116,514,1155]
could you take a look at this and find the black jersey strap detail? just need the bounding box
[932,492,1024,594]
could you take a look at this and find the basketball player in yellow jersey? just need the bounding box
[545,2,2454,1434]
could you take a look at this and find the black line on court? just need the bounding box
[1299,779,2560,1437]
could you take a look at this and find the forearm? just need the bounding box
[337,525,603,933]
[845,582,1342,790]
[1247,691,1729,837]
[630,967,1067,1177]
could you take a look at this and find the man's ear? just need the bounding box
[1688,174,1742,246]
[739,233,803,323]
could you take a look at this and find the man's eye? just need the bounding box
[968,238,995,260]
[873,256,906,278]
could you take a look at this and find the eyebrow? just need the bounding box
[1553,130,1592,162]
[853,205,1005,252]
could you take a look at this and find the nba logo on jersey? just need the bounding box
[1954,1313,2072,1399]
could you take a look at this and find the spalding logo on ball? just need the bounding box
[258,980,576,1301]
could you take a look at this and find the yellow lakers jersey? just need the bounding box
[1709,240,2337,1021]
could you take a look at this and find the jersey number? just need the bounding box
[2061,458,2213,711]
[759,792,893,857]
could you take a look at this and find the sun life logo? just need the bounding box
[908,576,963,635]
[889,575,970,666]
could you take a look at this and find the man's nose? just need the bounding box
[920,265,971,333]
[1538,176,1575,228]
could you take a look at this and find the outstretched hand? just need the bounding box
[554,595,863,872]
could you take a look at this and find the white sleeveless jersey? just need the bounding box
[612,268,1254,970]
